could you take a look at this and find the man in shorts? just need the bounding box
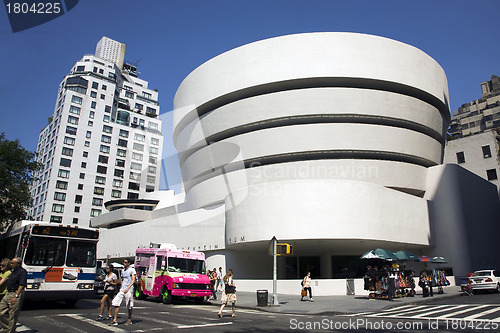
[110,259,136,326]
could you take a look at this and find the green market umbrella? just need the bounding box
[360,248,398,261]
[394,250,419,261]
[432,256,448,263]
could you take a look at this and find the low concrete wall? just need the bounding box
[234,277,456,296]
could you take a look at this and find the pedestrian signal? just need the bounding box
[276,243,293,256]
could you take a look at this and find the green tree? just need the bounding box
[0,133,39,230]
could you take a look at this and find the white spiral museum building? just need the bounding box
[95,32,500,294]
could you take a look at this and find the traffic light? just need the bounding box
[276,243,293,256]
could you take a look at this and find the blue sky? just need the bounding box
[1,0,499,192]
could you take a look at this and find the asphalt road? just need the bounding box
[15,291,500,332]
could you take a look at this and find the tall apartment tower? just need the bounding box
[29,37,163,227]
[449,75,500,138]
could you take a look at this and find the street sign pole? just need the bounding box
[272,236,279,305]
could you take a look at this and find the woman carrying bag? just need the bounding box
[96,265,118,320]
[301,272,314,302]
[218,269,236,318]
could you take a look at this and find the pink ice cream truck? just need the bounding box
[134,244,211,304]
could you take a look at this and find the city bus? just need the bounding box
[0,220,99,305]
[134,244,211,304]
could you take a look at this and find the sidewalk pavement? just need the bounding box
[206,286,463,315]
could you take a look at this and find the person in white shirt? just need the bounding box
[110,259,136,326]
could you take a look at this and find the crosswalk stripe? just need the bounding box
[62,314,124,332]
[362,304,500,323]
[438,304,490,319]
[178,322,233,329]
[462,306,500,320]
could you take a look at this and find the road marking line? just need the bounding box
[178,322,233,329]
[407,305,467,318]
[438,304,490,319]
[461,306,500,320]
[62,314,124,332]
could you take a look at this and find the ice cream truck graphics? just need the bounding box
[134,244,211,304]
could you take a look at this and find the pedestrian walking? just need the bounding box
[218,269,236,318]
[0,257,27,333]
[301,272,314,301]
[110,259,136,326]
[217,267,223,291]
[97,265,118,321]
[0,259,12,302]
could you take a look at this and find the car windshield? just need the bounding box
[471,271,492,277]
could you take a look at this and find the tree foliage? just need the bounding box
[0,133,39,230]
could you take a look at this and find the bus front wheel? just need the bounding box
[161,289,172,304]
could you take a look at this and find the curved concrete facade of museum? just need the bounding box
[94,32,500,295]
[173,32,449,260]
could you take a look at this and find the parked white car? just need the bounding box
[469,270,500,293]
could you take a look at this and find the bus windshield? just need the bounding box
[24,236,66,266]
[168,257,205,274]
[24,237,97,267]
[67,241,96,267]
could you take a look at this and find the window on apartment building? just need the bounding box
[68,115,79,125]
[83,151,88,158]
[118,139,127,147]
[90,209,101,217]
[60,158,71,167]
[134,134,145,142]
[75,195,82,204]
[117,149,126,157]
[89,111,95,119]
[128,182,140,191]
[100,145,110,153]
[92,82,98,89]
[482,145,492,158]
[101,135,111,144]
[119,129,129,138]
[94,187,104,196]
[111,190,121,198]
[77,184,84,190]
[76,65,85,72]
[456,152,465,164]
[66,126,77,135]
[91,101,96,109]
[146,185,155,193]
[98,155,109,164]
[103,125,113,134]
[58,169,70,178]
[71,95,82,105]
[56,181,68,189]
[61,147,73,157]
[113,179,123,188]
[69,105,80,115]
[74,206,80,213]
[105,105,111,113]
[487,169,498,181]
[53,192,66,201]
[79,173,85,179]
[52,204,64,213]
[132,153,143,161]
[95,176,106,185]
[86,131,92,138]
[50,216,62,223]
[92,198,103,206]
[151,137,159,146]
[63,136,75,146]
[96,166,107,174]
[115,159,125,168]
[72,218,78,224]
[81,162,87,168]
[114,169,124,178]
[90,91,97,98]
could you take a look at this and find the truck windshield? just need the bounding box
[168,257,205,274]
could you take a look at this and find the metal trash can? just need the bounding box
[256,290,268,306]
[346,278,355,295]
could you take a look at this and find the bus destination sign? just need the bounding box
[31,226,99,239]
